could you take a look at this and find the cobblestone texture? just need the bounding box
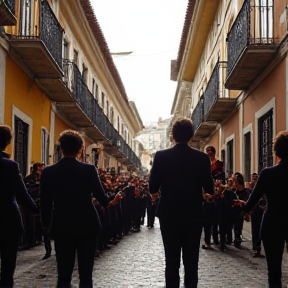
[12,220,288,288]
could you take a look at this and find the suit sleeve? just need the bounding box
[90,165,110,208]
[149,152,161,194]
[201,154,215,195]
[242,168,268,213]
[13,162,38,213]
[40,169,53,227]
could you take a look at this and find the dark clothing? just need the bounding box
[243,160,288,288]
[0,152,38,287]
[149,143,214,287]
[40,157,110,288]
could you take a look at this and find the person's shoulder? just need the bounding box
[0,157,18,168]
[188,147,209,158]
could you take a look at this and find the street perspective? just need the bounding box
[1,0,288,288]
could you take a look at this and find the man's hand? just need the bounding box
[151,192,159,202]
[233,199,246,207]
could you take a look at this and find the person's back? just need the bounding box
[0,125,37,288]
[150,144,213,224]
[149,118,214,288]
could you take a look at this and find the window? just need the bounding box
[92,79,98,100]
[101,92,105,109]
[14,115,29,177]
[226,139,234,177]
[73,50,78,65]
[41,128,49,165]
[110,107,114,125]
[121,123,124,136]
[63,39,69,59]
[117,116,120,132]
[258,109,273,172]
[82,65,88,84]
[244,132,251,181]
[106,101,109,116]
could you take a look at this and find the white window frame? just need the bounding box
[12,105,33,173]
[254,97,276,172]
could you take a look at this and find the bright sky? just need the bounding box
[90,0,188,124]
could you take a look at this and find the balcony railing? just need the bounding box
[62,61,141,168]
[204,61,236,122]
[3,0,14,13]
[226,0,277,89]
[7,0,63,78]
[0,0,16,25]
[191,96,204,132]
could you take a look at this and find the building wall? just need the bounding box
[0,44,6,124]
[4,57,51,164]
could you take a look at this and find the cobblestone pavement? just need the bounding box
[13,220,288,288]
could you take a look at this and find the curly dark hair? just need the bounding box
[205,146,216,154]
[273,131,288,160]
[58,130,84,156]
[172,118,194,143]
[0,125,12,151]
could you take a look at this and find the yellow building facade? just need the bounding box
[0,0,143,177]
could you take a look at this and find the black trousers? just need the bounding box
[251,207,264,251]
[0,233,20,288]
[262,233,285,288]
[160,220,202,288]
[54,235,97,288]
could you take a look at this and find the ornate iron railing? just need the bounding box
[227,0,274,75]
[16,0,63,69]
[63,60,141,168]
[191,96,204,132]
[3,0,15,14]
[204,61,228,117]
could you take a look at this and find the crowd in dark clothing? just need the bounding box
[202,170,265,255]
[19,167,157,259]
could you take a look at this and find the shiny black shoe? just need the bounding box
[42,253,51,260]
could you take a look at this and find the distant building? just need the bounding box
[136,117,172,170]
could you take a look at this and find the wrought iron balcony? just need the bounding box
[191,96,204,133]
[56,61,141,169]
[225,0,278,90]
[204,61,236,122]
[7,0,63,79]
[0,0,16,25]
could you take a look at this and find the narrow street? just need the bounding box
[13,221,288,288]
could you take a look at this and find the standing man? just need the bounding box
[149,118,214,288]
[0,125,38,287]
[40,130,121,288]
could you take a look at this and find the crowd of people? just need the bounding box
[1,121,288,288]
[202,145,264,255]
[20,163,158,259]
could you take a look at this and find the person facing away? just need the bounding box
[149,118,214,288]
[40,130,121,288]
[0,125,38,288]
[240,131,288,288]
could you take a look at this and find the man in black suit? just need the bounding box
[40,130,121,288]
[0,125,38,288]
[240,131,288,288]
[149,118,214,288]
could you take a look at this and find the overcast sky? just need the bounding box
[90,0,188,124]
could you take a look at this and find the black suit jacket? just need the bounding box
[243,160,288,238]
[149,143,214,224]
[40,157,110,240]
[0,152,37,237]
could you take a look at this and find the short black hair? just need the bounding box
[58,130,83,156]
[205,146,216,154]
[0,125,12,151]
[273,131,288,160]
[172,118,194,143]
